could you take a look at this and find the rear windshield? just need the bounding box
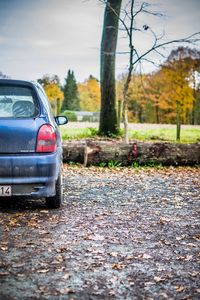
[0,85,39,118]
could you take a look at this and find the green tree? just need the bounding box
[61,70,80,112]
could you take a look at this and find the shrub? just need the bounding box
[62,110,77,122]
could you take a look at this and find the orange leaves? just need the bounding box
[116,47,199,124]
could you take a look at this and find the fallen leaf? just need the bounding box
[142,253,152,259]
[189,271,199,277]
[17,273,25,277]
[112,263,124,270]
[109,252,118,257]
[59,288,74,294]
[193,235,200,241]
[175,286,185,292]
[63,273,70,279]
[91,234,105,241]
[0,246,8,251]
[12,263,25,268]
[0,271,9,276]
[154,276,163,282]
[158,218,167,225]
[185,255,193,261]
[37,269,49,273]
[126,255,134,260]
[187,243,197,248]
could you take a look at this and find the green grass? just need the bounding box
[128,128,200,143]
[60,127,98,140]
[60,126,200,143]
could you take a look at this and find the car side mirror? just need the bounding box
[55,116,68,126]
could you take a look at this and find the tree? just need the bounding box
[78,75,100,111]
[161,47,200,140]
[99,0,122,136]
[145,70,174,124]
[44,84,64,115]
[61,70,80,112]
[100,1,200,142]
[116,47,200,129]
[117,73,149,123]
[38,74,60,86]
[37,74,64,114]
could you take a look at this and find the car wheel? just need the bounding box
[46,173,63,209]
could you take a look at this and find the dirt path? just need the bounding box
[0,166,199,299]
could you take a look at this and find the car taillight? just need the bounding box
[36,124,57,153]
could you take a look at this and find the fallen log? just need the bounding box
[62,140,200,166]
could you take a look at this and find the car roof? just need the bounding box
[0,79,38,88]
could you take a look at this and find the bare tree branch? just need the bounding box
[133,32,200,66]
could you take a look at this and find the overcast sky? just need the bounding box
[0,0,200,83]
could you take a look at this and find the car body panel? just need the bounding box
[0,118,47,153]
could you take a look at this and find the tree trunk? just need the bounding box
[117,100,122,129]
[122,99,129,144]
[176,101,181,141]
[99,0,122,136]
[56,98,61,115]
[62,140,200,166]
[155,102,159,123]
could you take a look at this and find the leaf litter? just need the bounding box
[0,165,199,299]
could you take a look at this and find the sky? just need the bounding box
[0,0,200,83]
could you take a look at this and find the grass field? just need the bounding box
[60,122,200,143]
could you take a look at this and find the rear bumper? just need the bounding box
[0,152,61,198]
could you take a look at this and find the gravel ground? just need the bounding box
[0,165,200,300]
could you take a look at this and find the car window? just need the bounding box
[37,85,54,115]
[0,85,38,118]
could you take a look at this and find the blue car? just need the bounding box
[0,79,68,208]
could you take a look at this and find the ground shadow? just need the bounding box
[0,196,47,213]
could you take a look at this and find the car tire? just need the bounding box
[46,173,63,209]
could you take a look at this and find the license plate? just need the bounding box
[0,186,12,196]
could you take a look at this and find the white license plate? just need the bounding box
[0,186,12,196]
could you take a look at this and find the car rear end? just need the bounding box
[0,79,62,203]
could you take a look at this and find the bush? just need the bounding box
[62,110,77,122]
[82,115,93,122]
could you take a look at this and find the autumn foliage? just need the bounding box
[37,47,200,125]
[78,75,100,112]
[118,47,200,125]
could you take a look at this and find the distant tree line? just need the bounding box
[36,46,200,126]
[1,46,199,126]
[37,70,101,116]
[117,47,200,126]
